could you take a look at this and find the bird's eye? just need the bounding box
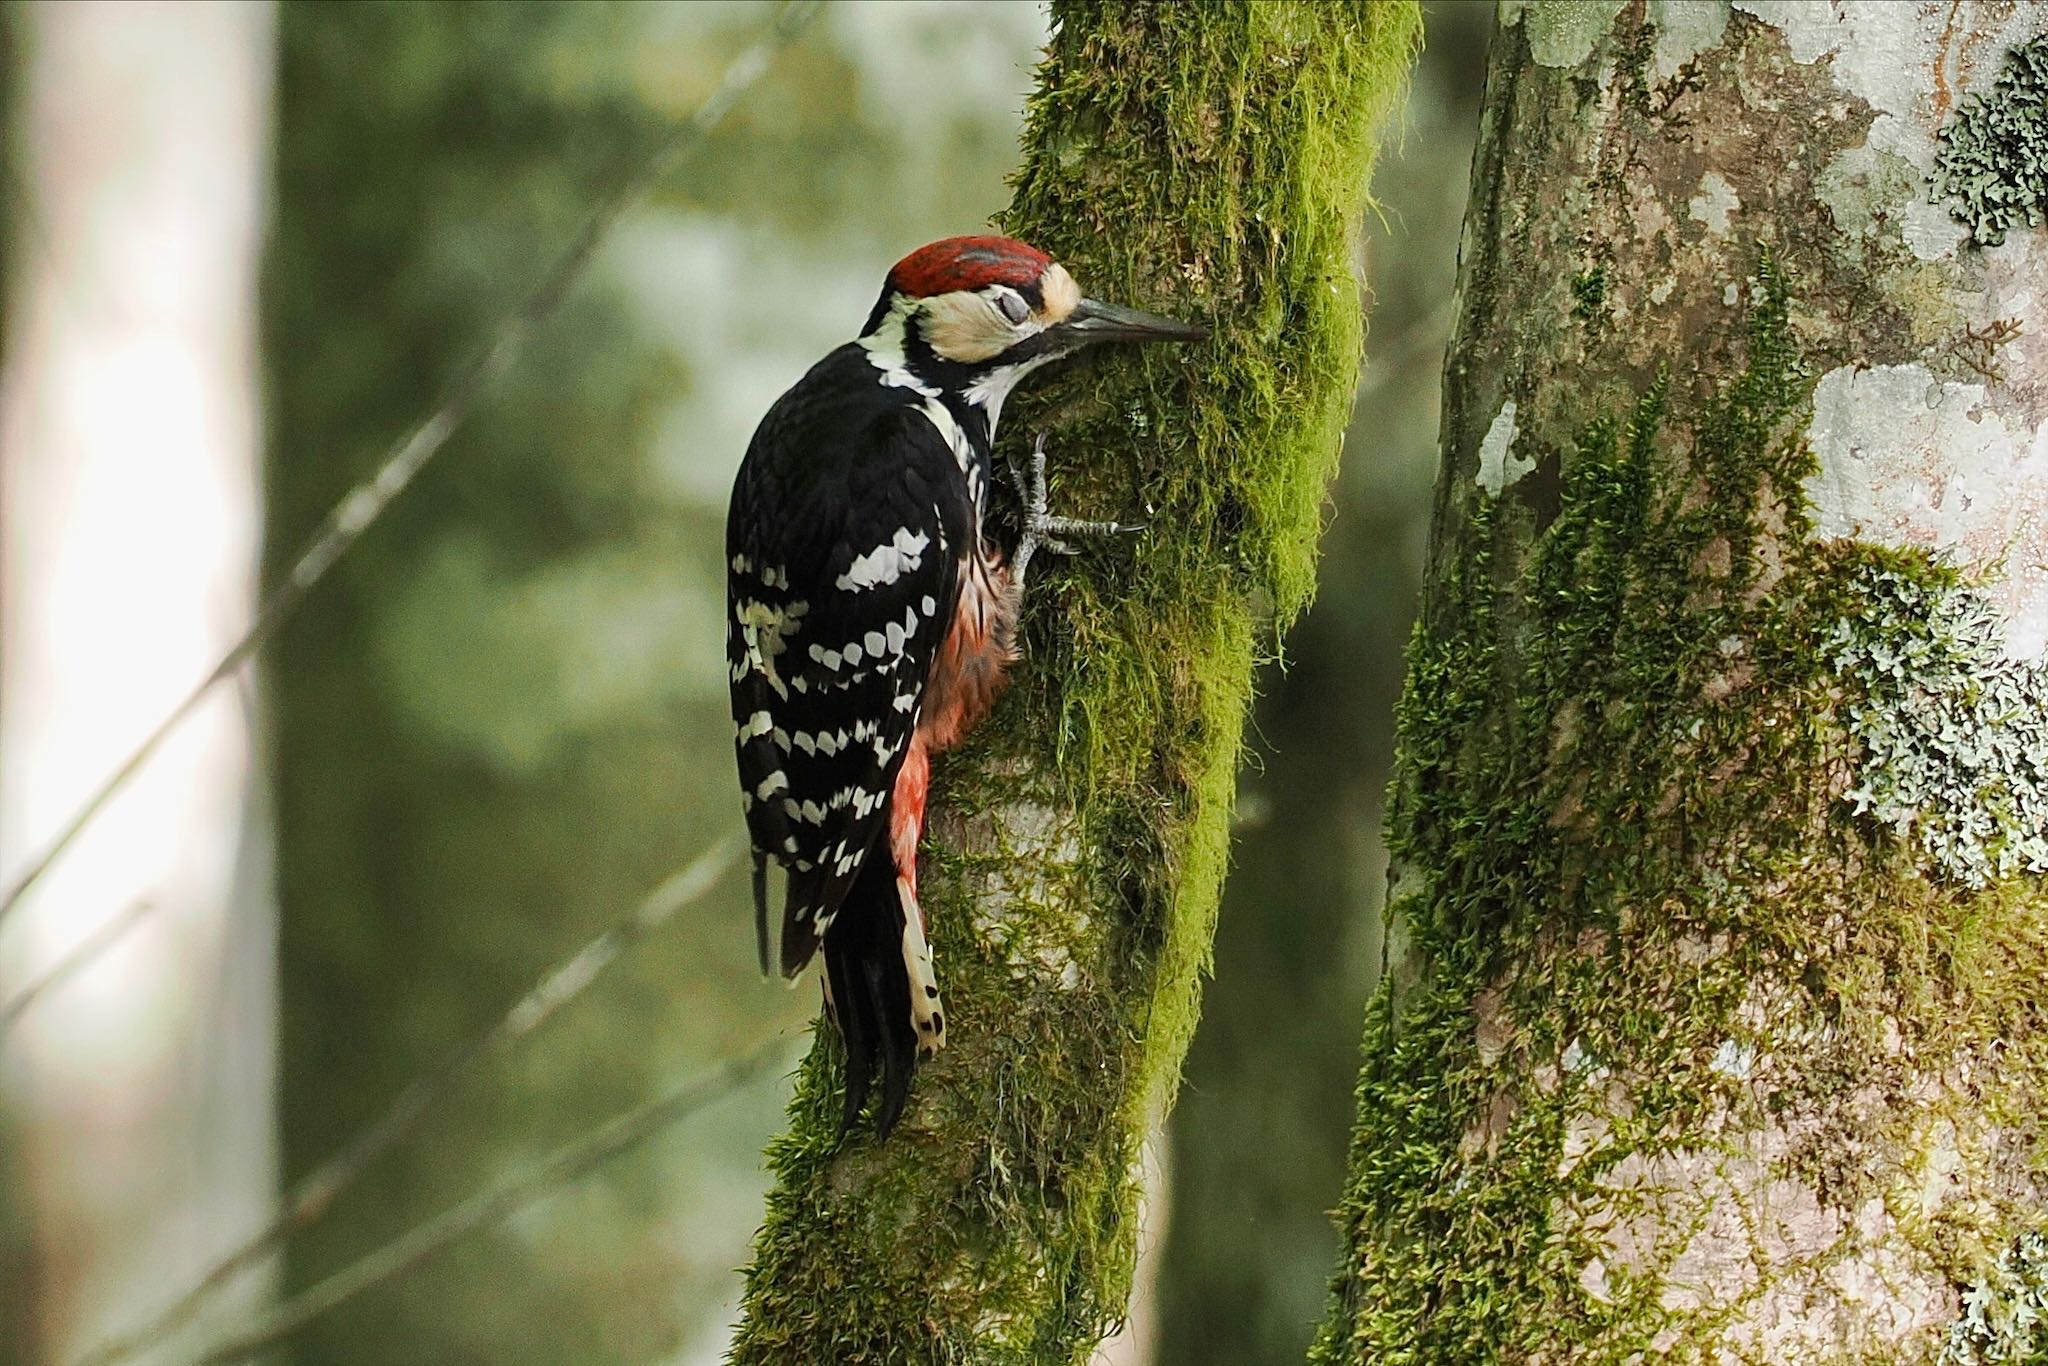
[995,289,1031,325]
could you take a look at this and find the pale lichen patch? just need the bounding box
[1942,1229,2048,1364]
[1501,0,1628,69]
[1738,1,2043,264]
[1933,36,2048,248]
[1581,1140,1959,1360]
[1475,398,1532,493]
[1688,169,1739,236]
[1709,1038,1756,1080]
[1803,362,2048,659]
[1825,560,2048,888]
[1646,0,1729,80]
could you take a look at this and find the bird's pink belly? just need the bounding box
[917,559,1014,755]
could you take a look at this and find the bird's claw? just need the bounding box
[1009,434,1141,589]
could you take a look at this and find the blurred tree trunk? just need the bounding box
[0,9,24,1353]
[0,3,277,1360]
[1318,3,2048,1362]
[729,3,1421,1361]
[1157,9,1493,1361]
[262,7,741,1362]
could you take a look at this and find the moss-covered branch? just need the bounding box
[1318,3,2048,1361]
[728,3,1420,1360]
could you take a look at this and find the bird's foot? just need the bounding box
[1007,433,1143,590]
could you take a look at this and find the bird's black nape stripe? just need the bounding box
[859,286,894,339]
[900,321,981,394]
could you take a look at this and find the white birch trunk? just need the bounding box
[0,3,277,1359]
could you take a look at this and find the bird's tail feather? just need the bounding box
[821,848,919,1137]
[752,853,773,976]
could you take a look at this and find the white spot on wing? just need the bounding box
[735,597,807,700]
[836,527,931,591]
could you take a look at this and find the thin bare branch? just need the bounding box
[0,899,153,1032]
[0,0,822,932]
[187,1039,795,1366]
[68,836,741,1366]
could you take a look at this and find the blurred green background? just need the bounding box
[0,2,1486,1361]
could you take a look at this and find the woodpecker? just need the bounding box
[726,235,1206,1137]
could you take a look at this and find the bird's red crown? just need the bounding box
[886,235,1052,299]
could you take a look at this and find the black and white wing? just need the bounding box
[726,372,966,976]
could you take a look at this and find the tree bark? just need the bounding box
[1318,3,2048,1362]
[729,3,1421,1361]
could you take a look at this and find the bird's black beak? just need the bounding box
[1057,297,1210,347]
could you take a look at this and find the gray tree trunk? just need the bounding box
[729,3,1421,1361]
[1318,2,2048,1362]
[262,8,758,1360]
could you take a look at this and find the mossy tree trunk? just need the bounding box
[1318,3,2048,1362]
[730,3,1420,1361]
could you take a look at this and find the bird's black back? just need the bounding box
[725,344,974,975]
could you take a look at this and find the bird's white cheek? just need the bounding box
[921,293,1013,364]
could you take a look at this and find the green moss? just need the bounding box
[731,4,1423,1361]
[1933,35,2048,247]
[1570,265,1608,321]
[1316,258,2048,1362]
